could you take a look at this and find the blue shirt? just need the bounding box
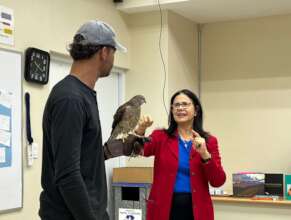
[174,136,192,193]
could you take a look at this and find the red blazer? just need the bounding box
[143,129,226,220]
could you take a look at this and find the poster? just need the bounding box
[0,5,14,45]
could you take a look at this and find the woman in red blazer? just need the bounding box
[135,89,226,220]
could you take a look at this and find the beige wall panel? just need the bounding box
[202,14,291,220]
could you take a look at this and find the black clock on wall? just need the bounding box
[24,47,50,85]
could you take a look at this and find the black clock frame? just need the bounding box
[24,47,50,85]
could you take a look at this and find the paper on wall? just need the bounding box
[0,114,10,131]
[0,5,14,45]
[0,129,11,147]
[0,89,13,109]
[0,147,5,163]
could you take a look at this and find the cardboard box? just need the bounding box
[113,167,153,183]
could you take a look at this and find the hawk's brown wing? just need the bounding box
[111,103,128,134]
[110,105,141,140]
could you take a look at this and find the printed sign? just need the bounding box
[0,5,14,45]
[119,208,142,220]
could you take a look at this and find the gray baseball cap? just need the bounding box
[74,20,127,53]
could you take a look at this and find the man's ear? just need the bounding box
[100,47,113,61]
[99,47,108,61]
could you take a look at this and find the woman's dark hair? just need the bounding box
[68,34,103,61]
[165,89,209,140]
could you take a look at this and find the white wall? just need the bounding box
[168,11,198,96]
[124,10,199,167]
[124,11,170,166]
[202,14,291,220]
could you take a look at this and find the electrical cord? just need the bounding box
[157,0,169,115]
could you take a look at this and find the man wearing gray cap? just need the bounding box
[39,20,136,220]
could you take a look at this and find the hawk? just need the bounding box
[109,95,146,142]
[104,95,151,158]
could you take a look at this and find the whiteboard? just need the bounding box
[0,48,22,212]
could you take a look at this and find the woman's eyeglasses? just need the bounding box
[172,102,193,109]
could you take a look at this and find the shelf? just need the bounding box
[212,196,291,205]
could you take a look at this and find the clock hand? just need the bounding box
[34,61,43,72]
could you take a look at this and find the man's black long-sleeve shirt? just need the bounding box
[39,75,109,220]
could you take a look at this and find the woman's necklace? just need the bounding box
[179,135,192,148]
[178,128,193,148]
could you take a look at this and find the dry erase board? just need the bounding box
[0,48,22,212]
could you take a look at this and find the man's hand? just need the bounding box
[104,134,145,159]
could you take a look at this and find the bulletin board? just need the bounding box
[0,48,22,212]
